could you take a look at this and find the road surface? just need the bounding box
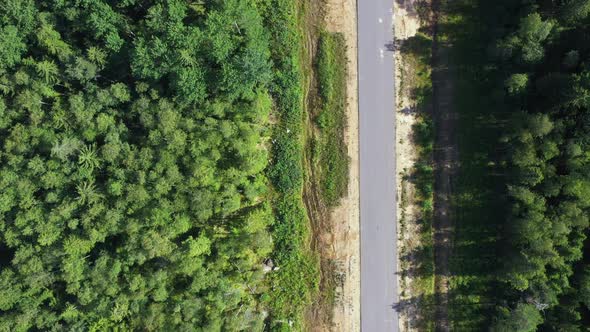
[358,0,398,331]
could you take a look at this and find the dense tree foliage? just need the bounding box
[0,0,313,330]
[447,0,590,329]
[496,1,590,329]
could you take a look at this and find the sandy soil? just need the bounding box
[319,0,360,331]
[393,1,424,331]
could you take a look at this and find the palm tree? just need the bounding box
[78,145,100,170]
[76,181,101,205]
[36,60,59,84]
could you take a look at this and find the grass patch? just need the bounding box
[314,31,349,207]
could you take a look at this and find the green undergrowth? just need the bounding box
[314,31,349,207]
[264,0,319,329]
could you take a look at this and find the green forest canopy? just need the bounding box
[0,0,312,330]
[446,0,590,330]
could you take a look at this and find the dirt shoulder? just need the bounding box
[302,0,359,330]
[321,0,360,330]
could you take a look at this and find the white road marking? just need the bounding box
[378,18,383,23]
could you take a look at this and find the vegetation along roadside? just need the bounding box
[395,1,436,330]
[314,31,349,208]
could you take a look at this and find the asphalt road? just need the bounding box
[358,0,399,331]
